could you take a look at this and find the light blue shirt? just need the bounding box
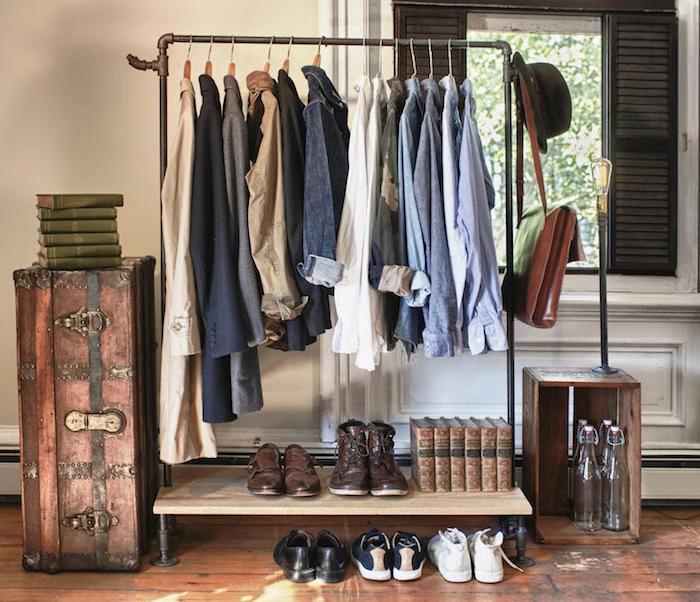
[457,79,507,354]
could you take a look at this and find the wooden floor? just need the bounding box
[1,503,699,601]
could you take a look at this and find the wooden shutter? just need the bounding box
[606,13,678,275]
[394,5,467,82]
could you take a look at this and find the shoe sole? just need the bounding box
[286,490,321,498]
[316,567,346,583]
[393,558,425,581]
[247,488,285,496]
[370,489,409,496]
[351,555,391,581]
[474,569,503,583]
[328,486,369,496]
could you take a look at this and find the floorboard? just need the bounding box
[1,503,699,600]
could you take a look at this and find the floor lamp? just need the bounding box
[591,157,617,374]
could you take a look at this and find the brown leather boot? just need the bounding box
[329,420,369,496]
[283,444,321,497]
[367,421,409,496]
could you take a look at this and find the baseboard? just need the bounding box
[0,451,698,500]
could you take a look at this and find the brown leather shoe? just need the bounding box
[247,443,284,495]
[329,420,369,496]
[284,444,321,497]
[367,421,408,496]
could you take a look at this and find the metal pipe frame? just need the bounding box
[128,32,521,563]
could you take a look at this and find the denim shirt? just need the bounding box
[394,77,429,357]
[458,79,507,354]
[415,78,458,358]
[440,74,467,353]
[298,65,350,288]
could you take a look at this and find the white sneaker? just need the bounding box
[427,528,472,582]
[468,528,524,583]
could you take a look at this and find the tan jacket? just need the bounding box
[159,78,216,464]
[245,71,306,321]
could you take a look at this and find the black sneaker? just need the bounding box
[351,523,391,581]
[391,531,426,580]
[314,529,348,583]
[273,529,316,583]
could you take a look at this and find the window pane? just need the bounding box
[466,17,602,267]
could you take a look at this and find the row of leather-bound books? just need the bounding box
[35,194,123,269]
[409,416,513,494]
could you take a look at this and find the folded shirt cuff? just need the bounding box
[260,295,309,321]
[297,255,344,287]
[405,270,431,307]
[377,265,415,296]
[422,329,456,358]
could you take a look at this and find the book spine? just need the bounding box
[36,194,124,209]
[496,422,513,492]
[449,426,465,492]
[37,207,117,220]
[480,421,498,493]
[433,424,450,493]
[39,233,120,246]
[410,420,435,492]
[465,424,482,492]
[39,220,118,234]
[41,244,122,259]
[37,255,122,269]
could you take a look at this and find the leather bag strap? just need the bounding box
[518,71,548,217]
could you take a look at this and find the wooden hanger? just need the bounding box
[263,36,274,73]
[282,36,293,72]
[183,36,192,79]
[312,36,324,67]
[204,36,213,76]
[228,35,236,76]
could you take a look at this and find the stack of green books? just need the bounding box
[36,194,124,269]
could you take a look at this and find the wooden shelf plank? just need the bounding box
[153,466,533,517]
[536,515,638,545]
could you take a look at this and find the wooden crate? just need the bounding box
[522,367,641,545]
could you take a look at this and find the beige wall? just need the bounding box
[0,0,319,440]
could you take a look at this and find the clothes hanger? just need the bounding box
[312,36,324,67]
[362,37,367,76]
[204,36,213,76]
[228,36,236,76]
[183,36,192,79]
[376,36,382,79]
[263,36,274,73]
[394,38,399,77]
[428,38,434,81]
[409,38,417,79]
[282,36,293,72]
[448,39,453,78]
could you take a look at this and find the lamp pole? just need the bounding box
[591,158,617,374]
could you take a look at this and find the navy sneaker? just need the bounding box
[351,523,391,581]
[391,531,426,580]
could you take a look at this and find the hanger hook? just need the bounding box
[207,35,214,62]
[448,39,453,76]
[317,35,325,56]
[287,35,293,59]
[230,35,235,63]
[409,38,417,78]
[428,38,433,79]
[394,38,399,75]
[362,37,367,75]
[187,36,193,61]
[267,35,274,61]
[376,36,383,78]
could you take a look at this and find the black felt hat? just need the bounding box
[513,52,572,154]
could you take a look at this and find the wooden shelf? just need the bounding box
[536,515,638,545]
[522,367,641,545]
[154,466,533,517]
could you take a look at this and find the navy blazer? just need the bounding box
[190,74,248,422]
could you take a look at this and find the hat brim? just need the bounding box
[513,52,548,154]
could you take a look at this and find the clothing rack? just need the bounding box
[127,34,529,569]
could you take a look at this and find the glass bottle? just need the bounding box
[569,418,588,520]
[598,419,614,468]
[574,425,602,531]
[602,426,630,531]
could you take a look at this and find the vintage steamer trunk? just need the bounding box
[14,257,158,572]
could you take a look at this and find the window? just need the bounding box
[394,2,678,276]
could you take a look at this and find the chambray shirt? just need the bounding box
[415,78,458,358]
[394,77,429,357]
[457,79,507,354]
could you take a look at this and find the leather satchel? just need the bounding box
[510,71,585,328]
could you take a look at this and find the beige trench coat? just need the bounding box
[159,78,217,464]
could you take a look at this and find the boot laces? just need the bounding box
[335,432,369,466]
